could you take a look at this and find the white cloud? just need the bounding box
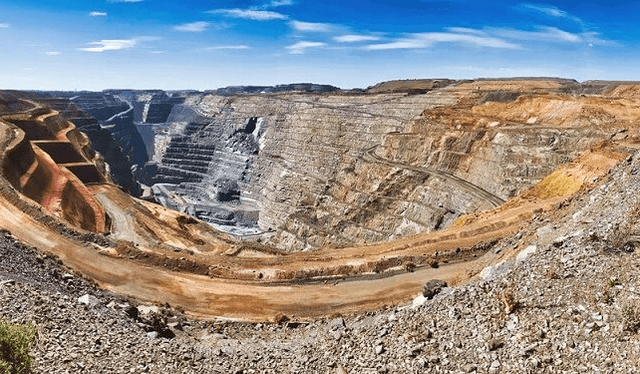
[80,39,137,52]
[174,21,210,32]
[207,45,250,50]
[287,41,325,54]
[90,11,108,17]
[521,4,567,17]
[209,9,288,21]
[445,27,488,36]
[268,0,293,7]
[290,20,336,32]
[0,23,9,28]
[365,25,609,51]
[519,3,583,24]
[367,30,520,50]
[334,34,380,43]
[493,26,582,43]
[150,50,165,54]
[491,26,618,45]
[367,40,428,50]
[580,31,618,47]
[45,51,61,56]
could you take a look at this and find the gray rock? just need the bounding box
[422,279,447,299]
[330,317,345,330]
[77,294,99,306]
[449,307,460,320]
[137,305,159,316]
[487,339,503,351]
[464,364,477,372]
[0,279,15,287]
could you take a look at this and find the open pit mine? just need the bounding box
[1,79,640,324]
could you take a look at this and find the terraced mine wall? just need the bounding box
[40,94,141,196]
[0,114,106,232]
[53,80,636,251]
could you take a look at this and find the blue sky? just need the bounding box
[0,0,637,90]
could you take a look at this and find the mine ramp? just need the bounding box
[363,145,505,207]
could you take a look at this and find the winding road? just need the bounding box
[363,145,505,207]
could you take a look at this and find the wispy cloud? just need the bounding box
[519,3,583,24]
[445,27,488,36]
[209,9,288,21]
[45,51,61,56]
[206,45,250,50]
[174,21,210,32]
[367,40,427,50]
[287,41,325,54]
[80,39,137,52]
[516,4,616,46]
[90,11,108,17]
[334,34,380,43]
[267,0,293,7]
[492,26,581,43]
[483,26,616,46]
[580,31,618,47]
[367,30,521,50]
[0,23,9,28]
[290,20,336,32]
[521,3,568,17]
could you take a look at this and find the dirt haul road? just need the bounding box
[0,186,494,321]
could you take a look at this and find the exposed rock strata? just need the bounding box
[42,93,142,195]
[46,80,640,252]
[144,80,625,251]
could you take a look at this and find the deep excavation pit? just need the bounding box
[0,79,639,321]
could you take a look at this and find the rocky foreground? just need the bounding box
[2,154,640,373]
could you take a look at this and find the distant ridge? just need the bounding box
[209,83,341,95]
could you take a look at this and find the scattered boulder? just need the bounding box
[77,294,99,307]
[422,279,447,299]
[137,305,159,316]
[487,339,503,351]
[0,279,15,287]
[330,317,345,331]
